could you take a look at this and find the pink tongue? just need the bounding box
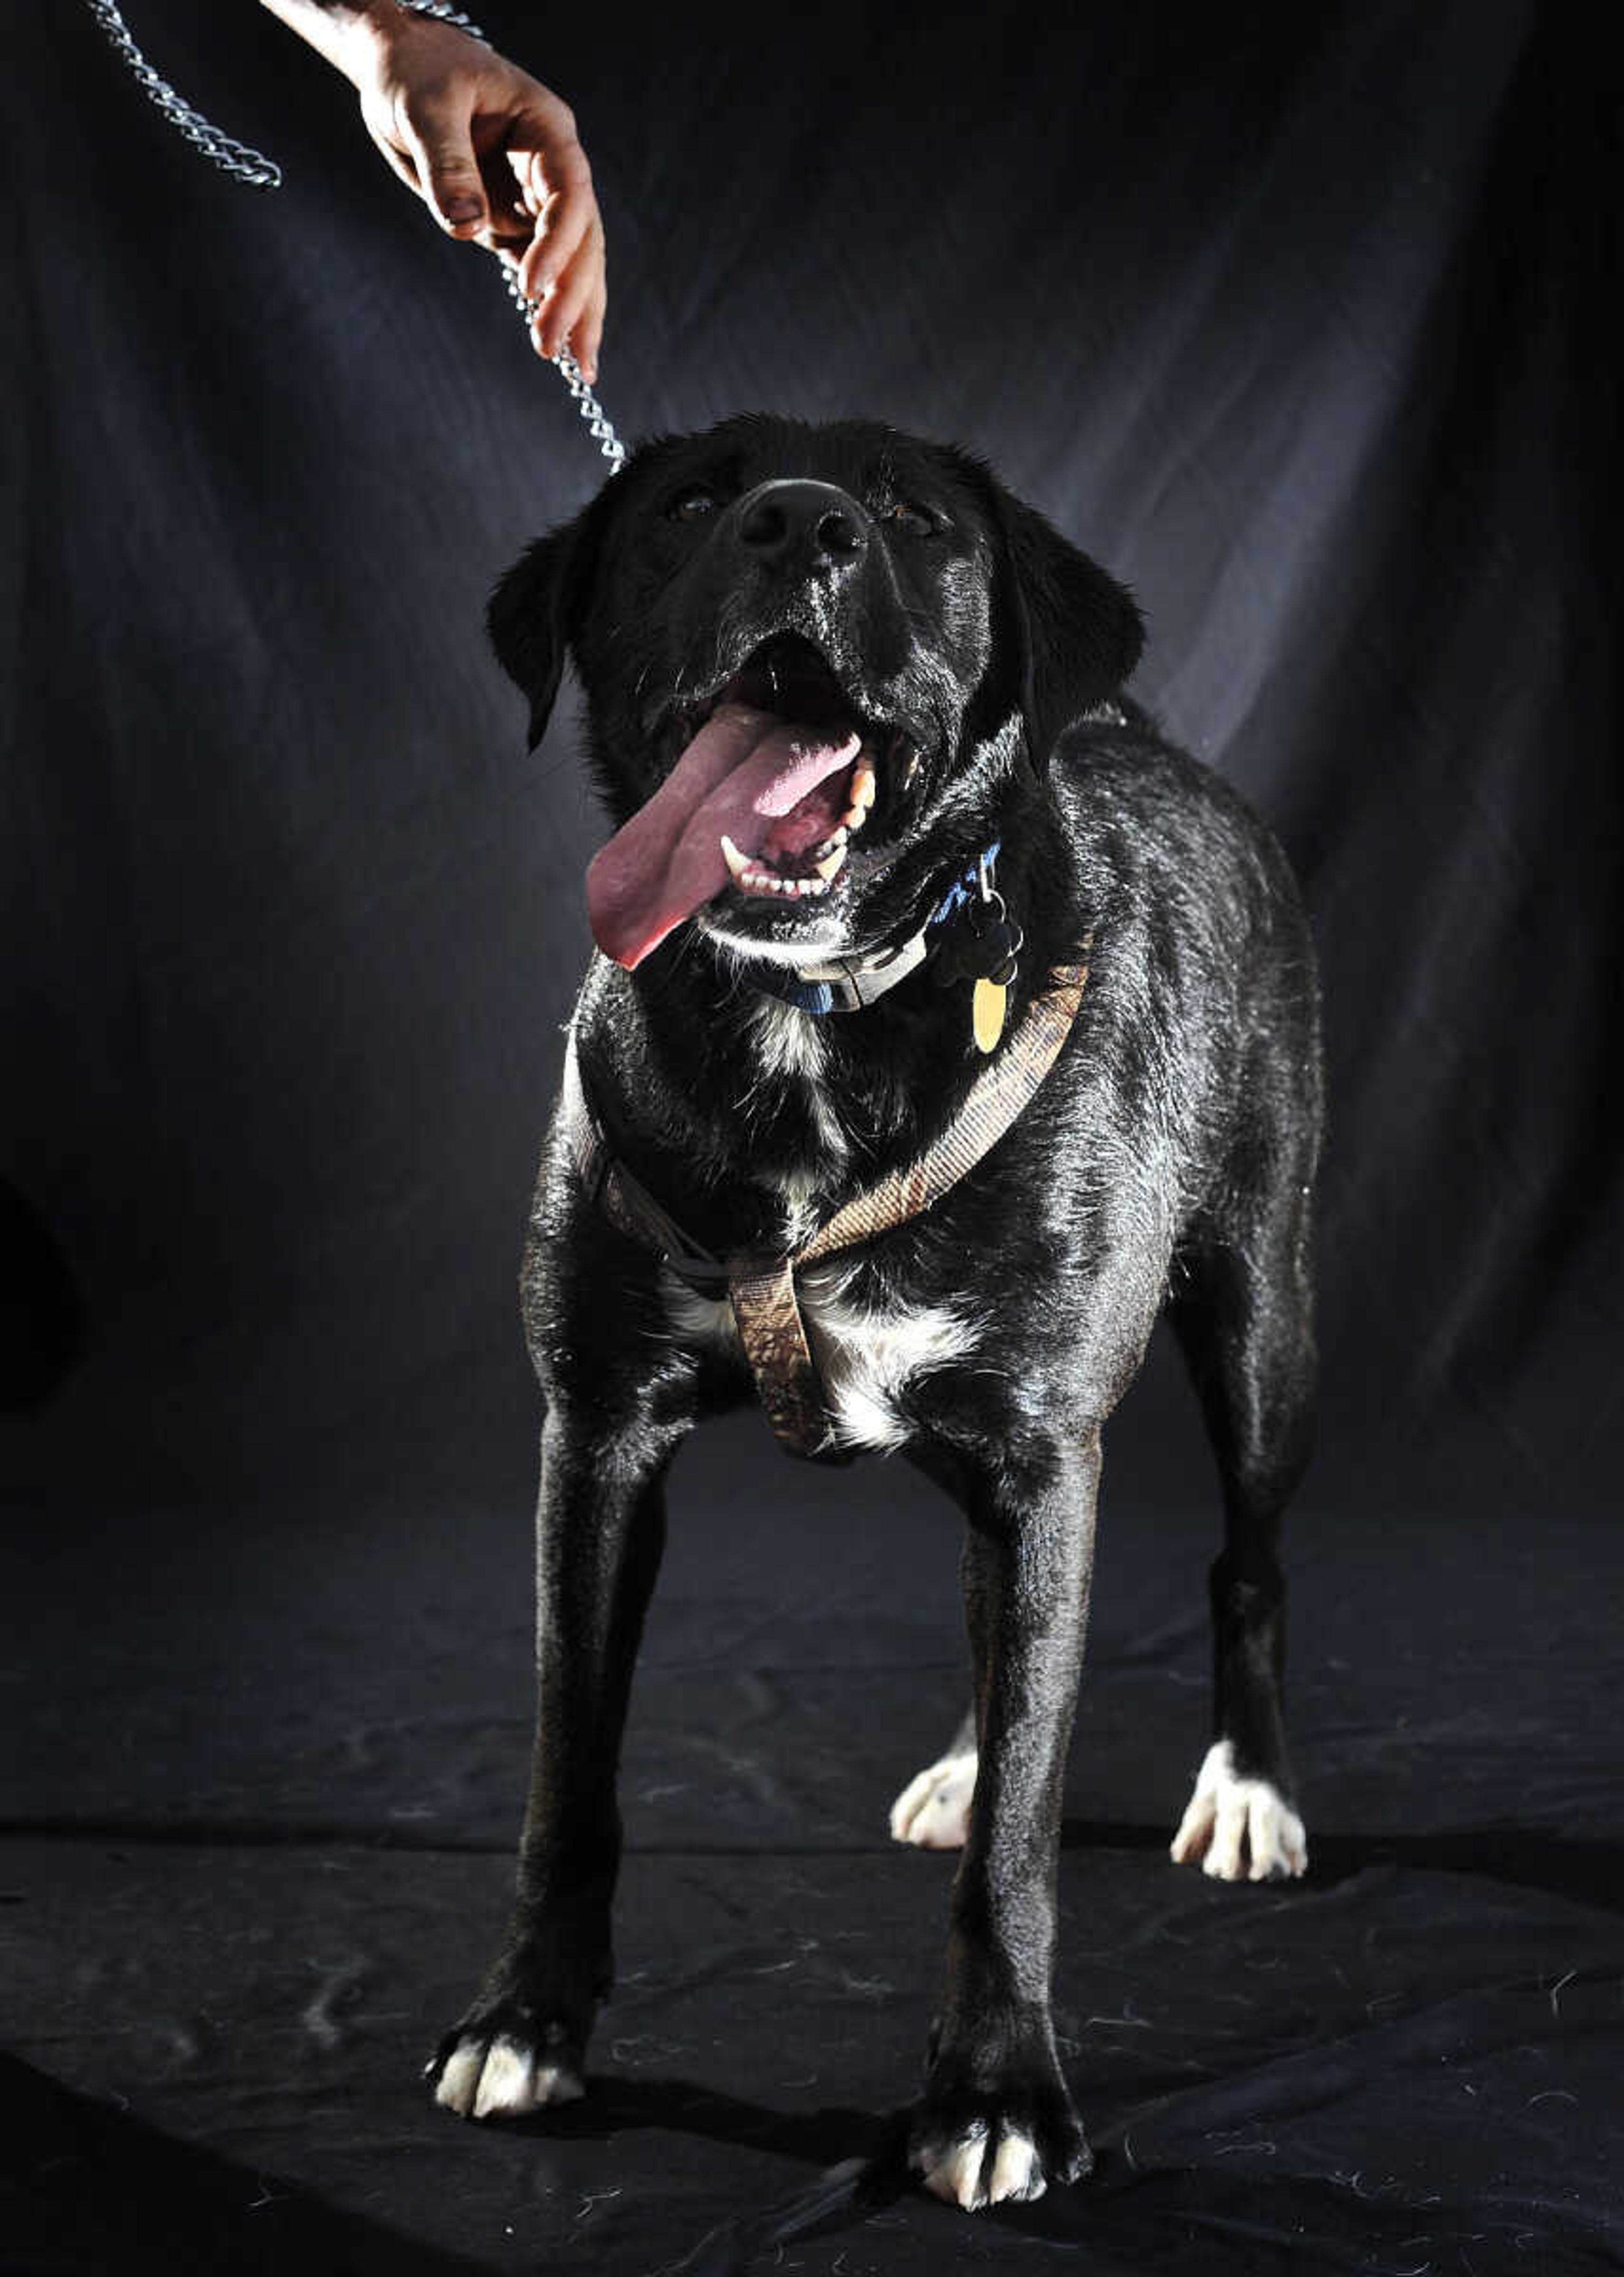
[586,703,860,968]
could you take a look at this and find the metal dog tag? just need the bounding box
[972,975,1008,1053]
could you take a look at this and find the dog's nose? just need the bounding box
[735,481,868,574]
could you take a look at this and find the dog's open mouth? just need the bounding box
[587,635,913,970]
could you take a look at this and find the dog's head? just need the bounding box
[489,415,1142,972]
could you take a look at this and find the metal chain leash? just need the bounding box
[83,0,627,472]
[83,0,283,185]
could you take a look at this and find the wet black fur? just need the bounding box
[429,416,1323,2199]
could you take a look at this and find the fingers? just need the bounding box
[525,219,605,379]
[367,125,427,199]
[398,93,491,237]
[513,123,592,297]
[507,128,606,379]
[527,239,606,380]
[569,253,607,387]
[359,52,610,383]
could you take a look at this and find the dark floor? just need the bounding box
[3,1367,1621,2275]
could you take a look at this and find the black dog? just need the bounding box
[427,415,1322,2211]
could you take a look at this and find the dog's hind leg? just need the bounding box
[908,1427,1099,2208]
[427,1404,680,2118]
[1167,1158,1317,1883]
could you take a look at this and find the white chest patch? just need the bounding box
[745,994,828,1084]
[666,997,980,1448]
[740,999,848,1209]
[664,1263,977,1453]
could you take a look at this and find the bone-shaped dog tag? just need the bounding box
[972,975,1007,1053]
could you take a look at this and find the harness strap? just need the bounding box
[562,939,1093,1458]
[562,1050,728,1291]
[800,955,1089,1265]
[727,1256,834,1453]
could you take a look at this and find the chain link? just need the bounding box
[85,0,626,472]
[498,258,625,471]
[85,0,283,186]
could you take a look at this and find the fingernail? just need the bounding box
[444,195,483,222]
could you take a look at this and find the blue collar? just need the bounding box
[737,842,1001,1016]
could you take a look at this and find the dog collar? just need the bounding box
[726,706,1128,1018]
[735,842,1002,1016]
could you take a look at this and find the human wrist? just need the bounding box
[322,2,413,90]
[258,1,409,88]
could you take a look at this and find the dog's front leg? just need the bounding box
[911,1426,1099,2211]
[428,1403,677,2119]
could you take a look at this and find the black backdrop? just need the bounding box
[2,3,1619,2272]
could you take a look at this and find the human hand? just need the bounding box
[340,6,606,379]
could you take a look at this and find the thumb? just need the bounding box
[402,103,488,233]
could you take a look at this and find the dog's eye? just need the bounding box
[668,486,719,523]
[883,499,937,536]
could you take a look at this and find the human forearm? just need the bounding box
[256,0,401,87]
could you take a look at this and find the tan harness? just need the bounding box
[562,944,1092,1460]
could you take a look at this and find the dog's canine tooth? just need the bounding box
[809,825,849,862]
[813,842,849,882]
[835,758,877,833]
[720,832,750,882]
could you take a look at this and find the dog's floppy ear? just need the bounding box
[983,479,1145,770]
[486,505,601,751]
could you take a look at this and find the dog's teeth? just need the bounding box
[837,759,877,832]
[732,838,845,895]
[809,826,849,862]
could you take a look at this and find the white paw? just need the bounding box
[433,2033,585,2120]
[1170,1739,1307,1881]
[914,2122,1045,2210]
[889,1749,977,1849]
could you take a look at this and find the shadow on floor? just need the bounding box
[1060,1816,1624,1915]
[0,2052,488,2277]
